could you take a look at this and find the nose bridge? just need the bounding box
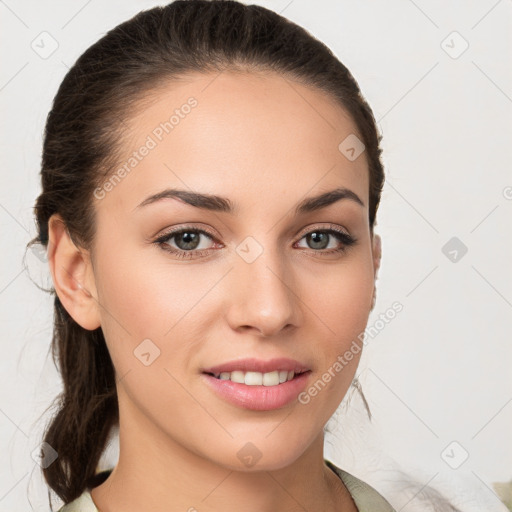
[227,236,299,335]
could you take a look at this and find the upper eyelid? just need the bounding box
[297,223,350,237]
[157,223,350,237]
[156,224,351,246]
[156,225,218,241]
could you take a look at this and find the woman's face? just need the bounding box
[86,70,380,470]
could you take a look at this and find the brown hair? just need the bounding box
[28,0,385,507]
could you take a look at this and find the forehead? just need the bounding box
[96,70,369,218]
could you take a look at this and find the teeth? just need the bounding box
[215,370,297,386]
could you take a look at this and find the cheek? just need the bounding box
[299,282,371,420]
[93,239,218,367]
[91,237,168,370]
[316,261,374,342]
[304,258,373,402]
[94,239,179,331]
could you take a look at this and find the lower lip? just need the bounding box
[201,371,311,411]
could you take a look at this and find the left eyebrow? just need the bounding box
[134,186,365,214]
[295,187,365,214]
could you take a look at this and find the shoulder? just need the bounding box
[56,468,113,512]
[57,463,395,512]
[57,490,98,512]
[325,459,397,511]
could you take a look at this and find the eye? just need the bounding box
[154,226,218,259]
[295,225,357,255]
[153,224,357,259]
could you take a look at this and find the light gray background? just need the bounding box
[0,1,511,511]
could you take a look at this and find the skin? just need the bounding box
[48,70,382,512]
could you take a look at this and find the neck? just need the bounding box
[90,390,358,512]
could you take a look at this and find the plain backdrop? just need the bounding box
[0,1,511,511]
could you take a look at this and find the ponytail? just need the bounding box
[39,295,117,506]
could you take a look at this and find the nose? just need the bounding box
[225,246,302,337]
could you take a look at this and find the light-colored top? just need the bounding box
[58,459,396,512]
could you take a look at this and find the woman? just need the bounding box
[29,1,460,510]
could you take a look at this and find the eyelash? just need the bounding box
[153,224,357,260]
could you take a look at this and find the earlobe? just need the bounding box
[47,214,101,331]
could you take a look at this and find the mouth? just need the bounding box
[201,357,311,381]
[201,369,312,411]
[203,369,311,386]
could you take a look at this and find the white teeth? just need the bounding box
[213,370,299,386]
[245,371,263,385]
[230,371,245,384]
[262,371,279,386]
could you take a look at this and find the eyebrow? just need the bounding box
[135,186,365,215]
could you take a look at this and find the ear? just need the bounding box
[47,214,101,331]
[370,233,382,311]
[372,233,382,280]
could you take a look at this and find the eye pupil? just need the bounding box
[308,231,328,250]
[176,231,200,250]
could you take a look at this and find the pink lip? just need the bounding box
[201,371,312,411]
[201,357,311,375]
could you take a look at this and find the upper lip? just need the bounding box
[202,357,311,375]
